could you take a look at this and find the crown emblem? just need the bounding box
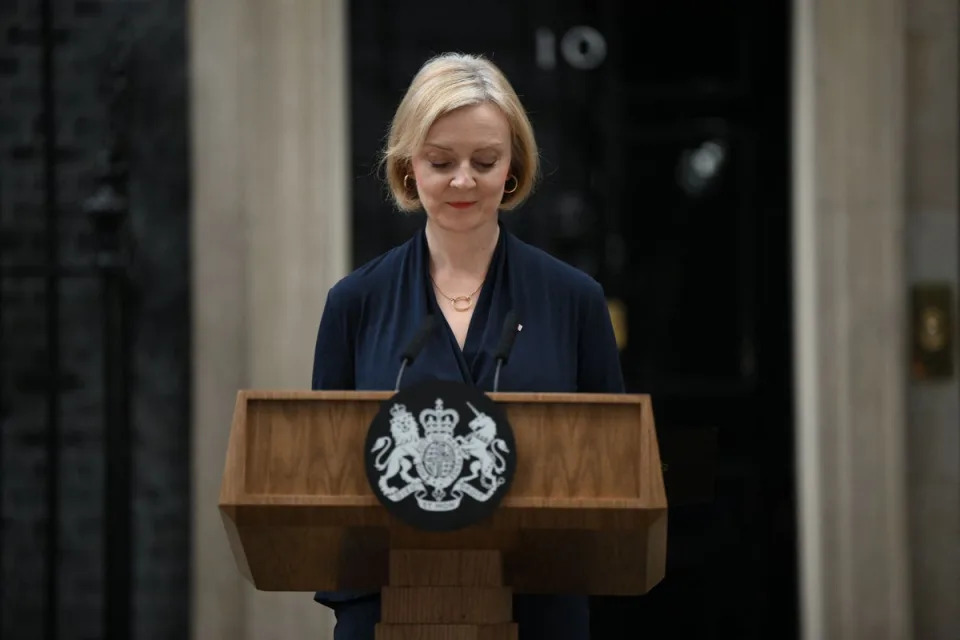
[419,398,459,438]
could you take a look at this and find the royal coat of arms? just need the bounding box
[363,380,516,530]
[371,398,510,511]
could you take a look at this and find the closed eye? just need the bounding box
[428,160,498,170]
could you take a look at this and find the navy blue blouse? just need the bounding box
[310,222,625,637]
[312,223,624,396]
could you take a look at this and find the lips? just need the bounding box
[448,201,476,209]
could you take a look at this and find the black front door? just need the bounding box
[349,2,795,636]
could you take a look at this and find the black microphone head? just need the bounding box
[493,310,520,363]
[400,314,436,363]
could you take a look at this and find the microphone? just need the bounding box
[395,314,436,391]
[492,310,521,393]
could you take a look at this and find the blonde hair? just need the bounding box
[382,53,539,212]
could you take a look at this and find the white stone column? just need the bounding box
[793,1,913,638]
[188,0,349,638]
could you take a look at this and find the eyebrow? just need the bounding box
[423,143,503,152]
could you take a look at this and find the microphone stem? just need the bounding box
[394,359,408,391]
[493,360,503,393]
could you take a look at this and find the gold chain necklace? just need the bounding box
[430,275,484,312]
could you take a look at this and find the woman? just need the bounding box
[312,52,624,640]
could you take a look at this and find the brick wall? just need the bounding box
[0,1,189,638]
[1,1,47,637]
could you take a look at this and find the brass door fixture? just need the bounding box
[911,283,955,380]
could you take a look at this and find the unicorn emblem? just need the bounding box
[456,402,509,492]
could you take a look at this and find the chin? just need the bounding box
[431,207,497,233]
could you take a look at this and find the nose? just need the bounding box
[450,161,477,189]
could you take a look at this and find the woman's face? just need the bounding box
[410,102,512,234]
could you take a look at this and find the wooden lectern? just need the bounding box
[220,390,667,639]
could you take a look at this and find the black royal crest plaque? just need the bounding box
[364,380,517,531]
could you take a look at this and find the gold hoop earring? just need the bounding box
[403,174,416,191]
[504,174,518,194]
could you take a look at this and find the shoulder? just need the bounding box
[324,235,415,310]
[505,231,605,300]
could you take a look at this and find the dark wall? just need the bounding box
[0,1,190,639]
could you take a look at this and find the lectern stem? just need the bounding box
[376,550,518,640]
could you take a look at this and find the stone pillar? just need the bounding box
[793,1,913,639]
[188,0,348,638]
